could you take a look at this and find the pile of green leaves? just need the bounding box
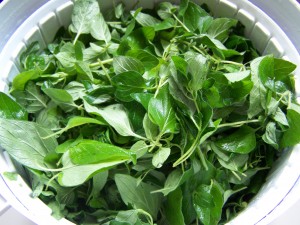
[0,0,299,224]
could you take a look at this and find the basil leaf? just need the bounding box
[11,70,39,91]
[152,147,170,168]
[112,71,147,102]
[214,126,256,154]
[0,118,57,170]
[148,85,178,134]
[115,174,162,220]
[69,0,100,38]
[0,92,28,120]
[69,139,135,165]
[165,188,185,225]
[113,56,145,75]
[58,151,126,187]
[90,13,111,44]
[193,181,223,225]
[281,103,300,147]
[84,101,144,139]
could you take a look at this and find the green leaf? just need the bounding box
[55,43,76,68]
[112,71,147,102]
[207,18,238,42]
[131,93,153,110]
[153,168,194,196]
[143,113,159,141]
[215,126,256,154]
[281,103,300,147]
[84,101,144,139]
[115,174,162,220]
[152,147,170,168]
[183,2,209,32]
[223,70,250,83]
[11,70,39,91]
[148,85,178,134]
[69,139,135,165]
[127,49,159,71]
[164,188,185,225]
[113,56,145,75]
[130,141,149,159]
[0,118,57,170]
[132,11,161,27]
[42,88,77,112]
[53,116,105,137]
[11,82,48,113]
[248,56,268,118]
[262,122,279,149]
[75,61,94,81]
[69,0,100,36]
[193,181,223,225]
[58,151,126,187]
[90,13,111,44]
[274,58,297,80]
[185,52,210,91]
[0,92,28,120]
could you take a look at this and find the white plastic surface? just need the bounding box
[0,0,300,225]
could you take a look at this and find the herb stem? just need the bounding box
[218,119,260,129]
[173,14,191,33]
[97,59,112,83]
[90,58,113,68]
[197,147,208,170]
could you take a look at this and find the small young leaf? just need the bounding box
[152,147,170,168]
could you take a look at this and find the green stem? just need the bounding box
[90,58,113,68]
[173,129,202,167]
[173,14,190,33]
[97,59,112,83]
[197,147,208,170]
[218,119,260,129]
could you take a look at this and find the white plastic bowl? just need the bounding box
[0,1,300,225]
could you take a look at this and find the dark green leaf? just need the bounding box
[148,85,178,134]
[112,71,146,102]
[215,126,256,154]
[115,174,162,220]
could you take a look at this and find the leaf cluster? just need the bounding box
[0,0,299,224]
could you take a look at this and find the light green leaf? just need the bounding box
[84,101,144,139]
[152,147,170,168]
[0,118,57,170]
[69,139,135,165]
[90,13,111,44]
[113,56,145,75]
[58,151,126,187]
[69,0,100,36]
[0,92,28,120]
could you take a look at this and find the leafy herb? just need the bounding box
[0,0,299,224]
